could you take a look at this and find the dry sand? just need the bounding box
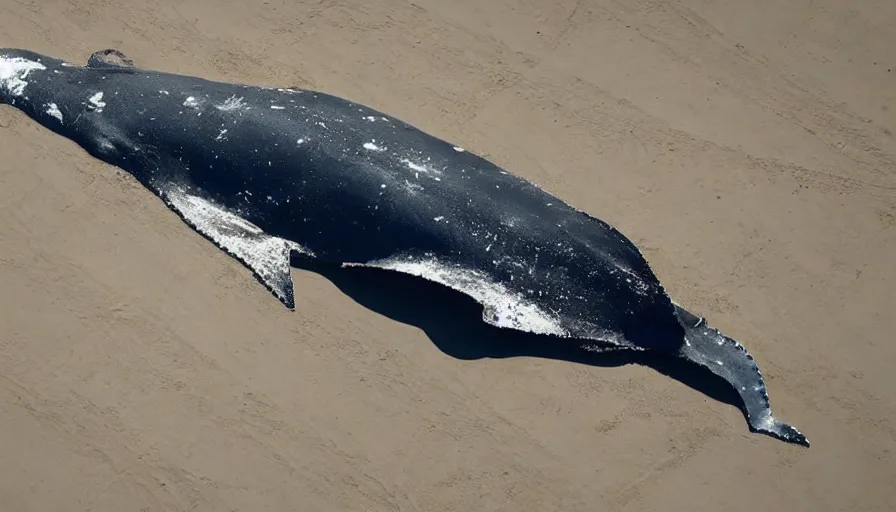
[1,1,894,510]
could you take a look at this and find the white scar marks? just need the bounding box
[216,95,247,112]
[400,158,442,181]
[87,92,106,112]
[45,103,63,123]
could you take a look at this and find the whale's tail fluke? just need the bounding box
[672,304,809,447]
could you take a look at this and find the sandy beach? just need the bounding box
[1,1,894,510]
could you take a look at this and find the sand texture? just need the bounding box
[1,1,894,510]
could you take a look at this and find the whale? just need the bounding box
[0,47,808,446]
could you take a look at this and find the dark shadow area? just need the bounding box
[290,256,745,417]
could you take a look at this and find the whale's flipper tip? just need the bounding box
[752,415,810,447]
[163,187,313,310]
[672,303,810,447]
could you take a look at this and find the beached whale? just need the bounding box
[0,48,808,446]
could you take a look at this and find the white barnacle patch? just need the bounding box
[183,96,202,109]
[270,105,285,110]
[87,92,106,112]
[216,95,247,112]
[0,56,46,97]
[215,129,228,141]
[45,103,63,123]
[159,90,170,95]
[347,256,569,337]
[453,146,465,152]
[363,141,385,152]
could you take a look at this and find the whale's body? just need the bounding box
[0,48,808,446]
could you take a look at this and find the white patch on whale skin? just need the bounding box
[453,146,465,152]
[403,180,424,194]
[87,92,106,112]
[613,265,652,296]
[215,129,228,141]
[400,158,441,177]
[347,256,569,338]
[183,96,202,109]
[45,102,63,123]
[0,56,46,97]
[216,95,247,112]
[99,139,115,151]
[363,141,384,152]
[270,105,285,110]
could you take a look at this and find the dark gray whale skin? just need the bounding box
[0,48,808,446]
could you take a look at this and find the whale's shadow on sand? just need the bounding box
[291,257,745,419]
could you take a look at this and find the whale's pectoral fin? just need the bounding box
[672,303,809,447]
[163,188,313,310]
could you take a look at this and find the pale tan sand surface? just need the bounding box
[1,1,894,510]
